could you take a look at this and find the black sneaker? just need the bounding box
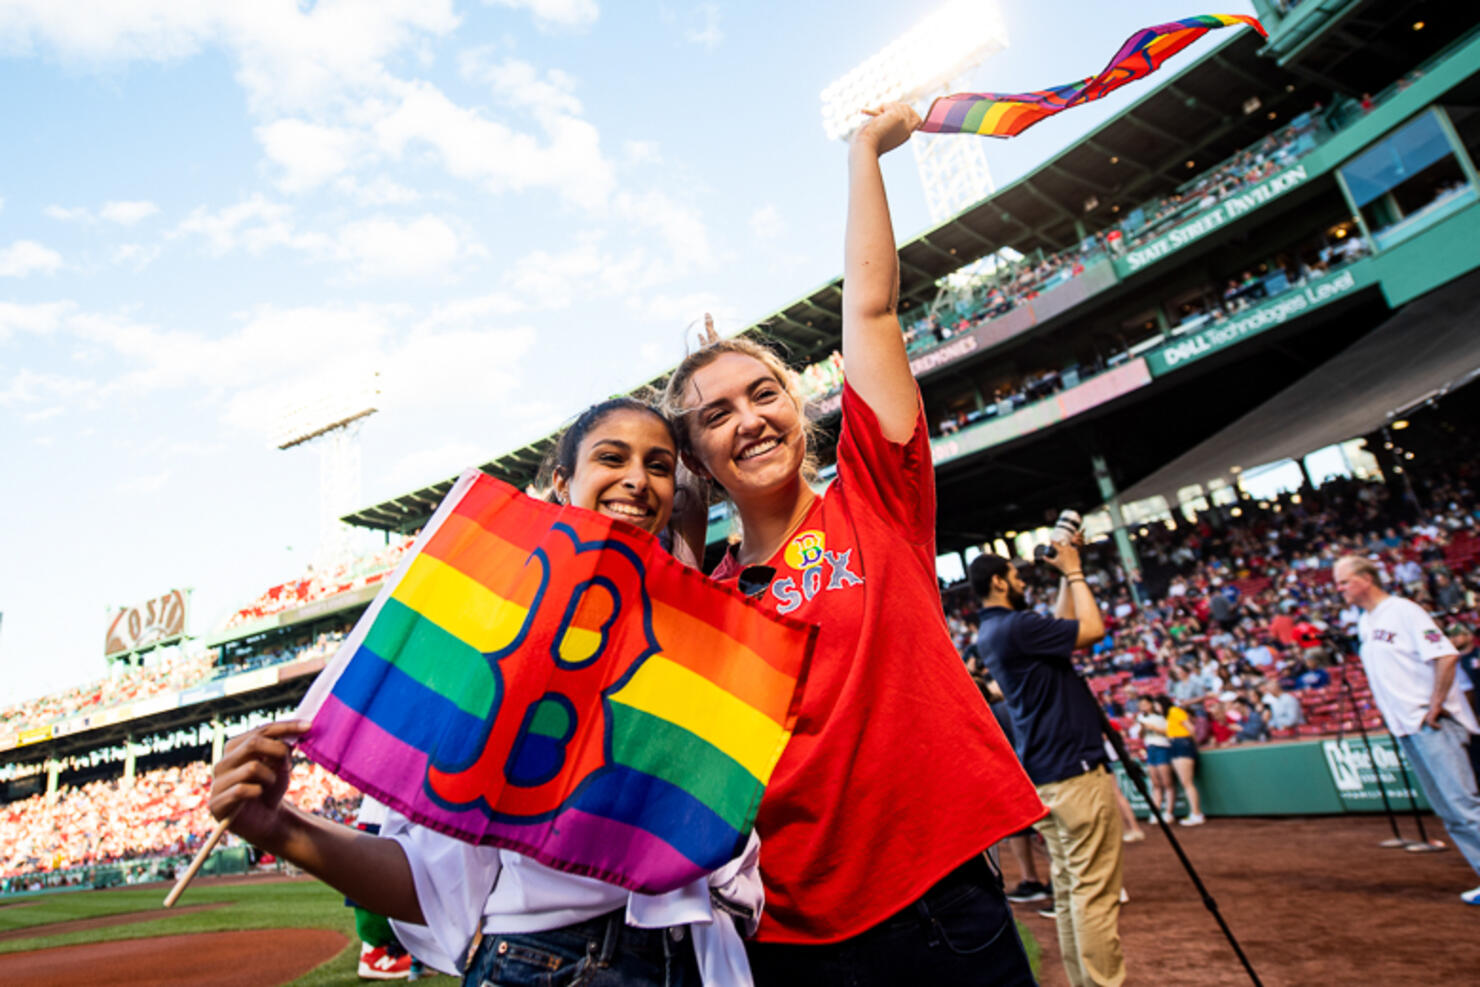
[1005,880,1051,903]
[1038,905,1057,919]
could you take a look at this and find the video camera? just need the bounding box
[1032,509,1084,562]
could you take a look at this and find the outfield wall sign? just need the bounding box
[105,588,189,658]
[1321,736,1431,812]
[1145,263,1372,377]
[1116,163,1312,276]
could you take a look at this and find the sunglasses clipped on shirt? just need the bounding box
[738,565,777,600]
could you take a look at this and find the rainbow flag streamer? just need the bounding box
[921,14,1266,138]
[296,470,816,894]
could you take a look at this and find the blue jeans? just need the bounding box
[463,910,701,987]
[744,855,1036,987]
[1397,717,1480,878]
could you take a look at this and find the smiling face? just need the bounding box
[552,408,676,536]
[679,352,806,499]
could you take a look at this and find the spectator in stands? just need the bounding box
[1233,697,1270,743]
[1451,624,1480,721]
[1161,696,1206,826]
[1335,555,1480,904]
[1292,653,1332,690]
[1261,679,1305,730]
[1136,696,1174,819]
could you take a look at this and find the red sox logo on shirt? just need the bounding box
[1423,629,1444,644]
[1371,628,1398,644]
[769,529,864,615]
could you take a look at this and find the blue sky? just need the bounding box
[1,0,1255,704]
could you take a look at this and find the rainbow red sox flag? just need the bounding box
[295,470,815,894]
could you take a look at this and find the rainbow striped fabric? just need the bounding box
[297,470,815,894]
[921,14,1266,138]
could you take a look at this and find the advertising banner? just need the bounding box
[105,588,189,658]
[1321,736,1431,812]
[1144,263,1373,377]
[223,667,280,696]
[17,725,54,746]
[1115,163,1312,275]
[178,680,227,708]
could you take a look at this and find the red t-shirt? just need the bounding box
[712,383,1045,944]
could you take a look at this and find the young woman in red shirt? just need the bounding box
[661,102,1045,985]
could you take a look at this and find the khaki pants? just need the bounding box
[1033,765,1126,987]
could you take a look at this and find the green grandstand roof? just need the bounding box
[342,29,1321,535]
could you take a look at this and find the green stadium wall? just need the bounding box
[1112,735,1433,818]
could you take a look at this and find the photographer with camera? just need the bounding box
[969,513,1125,987]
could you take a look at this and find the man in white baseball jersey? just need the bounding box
[1335,555,1480,904]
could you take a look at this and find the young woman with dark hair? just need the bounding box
[209,398,759,987]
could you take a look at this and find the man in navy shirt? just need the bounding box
[971,543,1124,987]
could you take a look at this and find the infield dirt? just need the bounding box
[1010,813,1480,985]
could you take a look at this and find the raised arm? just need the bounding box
[844,102,923,442]
[1047,541,1105,648]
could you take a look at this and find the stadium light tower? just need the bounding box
[821,0,1009,222]
[273,376,380,567]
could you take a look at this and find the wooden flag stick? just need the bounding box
[163,808,239,908]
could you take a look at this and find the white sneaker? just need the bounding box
[1461,885,1480,905]
[1178,813,1207,826]
[1119,887,1130,904]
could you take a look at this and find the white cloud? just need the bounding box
[22,405,64,423]
[615,189,712,269]
[44,205,90,222]
[628,291,734,327]
[0,368,95,407]
[0,2,461,114]
[173,196,330,256]
[0,300,72,341]
[111,242,162,271]
[623,140,661,165]
[418,292,528,332]
[0,240,63,277]
[750,203,785,240]
[373,79,615,210]
[99,200,159,224]
[335,215,464,279]
[486,0,598,30]
[335,175,421,205]
[685,4,723,49]
[460,49,581,115]
[256,118,360,192]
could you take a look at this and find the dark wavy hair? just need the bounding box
[541,397,678,499]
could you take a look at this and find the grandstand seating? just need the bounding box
[795,110,1337,413]
[224,536,412,628]
[0,759,359,884]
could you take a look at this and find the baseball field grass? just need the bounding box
[0,875,1041,985]
[0,877,361,984]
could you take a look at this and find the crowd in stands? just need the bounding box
[0,542,402,737]
[794,107,1336,413]
[225,537,413,629]
[949,467,1480,757]
[0,651,216,734]
[0,758,360,884]
[924,234,1370,439]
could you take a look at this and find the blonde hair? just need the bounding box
[659,335,820,484]
[1335,554,1383,586]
